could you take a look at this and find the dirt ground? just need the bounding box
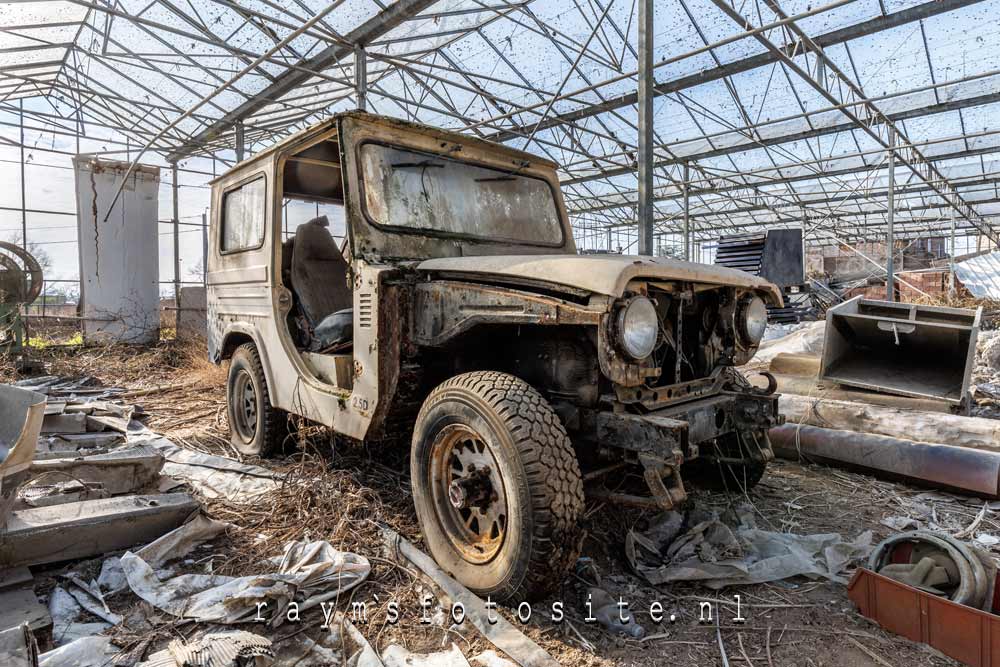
[1,337,978,667]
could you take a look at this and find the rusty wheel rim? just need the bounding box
[232,369,258,442]
[429,423,508,564]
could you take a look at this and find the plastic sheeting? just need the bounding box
[122,540,370,626]
[955,251,1000,300]
[626,504,873,588]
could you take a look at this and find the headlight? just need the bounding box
[616,297,658,360]
[737,294,768,345]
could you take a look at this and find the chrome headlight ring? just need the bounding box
[615,296,659,360]
[737,294,768,345]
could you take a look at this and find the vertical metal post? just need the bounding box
[637,0,654,256]
[886,130,896,302]
[19,100,28,343]
[171,162,180,330]
[202,211,208,288]
[355,44,367,111]
[949,209,956,297]
[235,121,245,162]
[19,99,26,249]
[682,161,690,261]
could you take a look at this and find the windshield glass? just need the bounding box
[359,143,563,246]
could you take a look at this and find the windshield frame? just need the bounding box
[355,139,566,248]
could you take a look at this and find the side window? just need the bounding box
[221,176,266,252]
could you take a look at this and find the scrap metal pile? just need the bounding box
[751,294,1000,665]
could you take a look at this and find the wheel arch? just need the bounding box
[217,325,279,409]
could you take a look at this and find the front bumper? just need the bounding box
[597,390,782,458]
[591,390,783,509]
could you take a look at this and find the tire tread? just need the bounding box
[418,371,585,600]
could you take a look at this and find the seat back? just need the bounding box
[290,216,352,327]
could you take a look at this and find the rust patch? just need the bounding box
[849,568,1000,667]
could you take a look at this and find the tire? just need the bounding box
[226,343,287,457]
[411,371,585,602]
[686,432,768,493]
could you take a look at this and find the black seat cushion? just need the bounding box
[311,308,353,351]
[290,215,351,329]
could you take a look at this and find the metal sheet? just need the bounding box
[849,568,1000,667]
[819,296,981,404]
[73,157,161,344]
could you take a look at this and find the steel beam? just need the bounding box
[709,0,997,242]
[354,44,367,111]
[488,0,986,143]
[886,131,895,302]
[636,0,653,256]
[165,0,440,161]
[682,161,690,261]
[234,120,245,162]
[171,161,180,311]
[564,86,1000,186]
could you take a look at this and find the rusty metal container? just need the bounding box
[819,296,981,405]
[849,568,1000,667]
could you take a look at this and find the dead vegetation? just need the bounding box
[1,337,971,666]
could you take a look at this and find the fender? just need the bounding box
[217,323,279,409]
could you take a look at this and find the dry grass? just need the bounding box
[2,338,972,665]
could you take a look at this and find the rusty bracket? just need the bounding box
[639,453,687,511]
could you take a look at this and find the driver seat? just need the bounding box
[290,216,353,350]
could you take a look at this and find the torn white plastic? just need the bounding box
[122,540,370,625]
[133,435,279,501]
[47,586,111,648]
[627,504,873,588]
[38,636,119,667]
[135,512,231,568]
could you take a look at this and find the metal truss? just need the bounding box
[1,0,1000,256]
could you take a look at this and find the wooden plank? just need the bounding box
[0,493,198,568]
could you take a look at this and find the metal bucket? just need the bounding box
[819,296,981,405]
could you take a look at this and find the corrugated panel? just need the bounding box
[955,252,1000,300]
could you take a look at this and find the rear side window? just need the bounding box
[221,176,266,252]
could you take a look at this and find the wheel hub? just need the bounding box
[429,424,508,564]
[448,465,494,509]
[232,369,258,441]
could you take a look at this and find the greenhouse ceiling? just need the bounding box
[2,0,1000,250]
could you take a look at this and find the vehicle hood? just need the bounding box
[417,254,783,303]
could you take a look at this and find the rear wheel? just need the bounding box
[411,371,584,602]
[226,343,287,456]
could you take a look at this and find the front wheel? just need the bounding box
[411,371,584,602]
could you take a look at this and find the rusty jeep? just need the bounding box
[207,111,784,601]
